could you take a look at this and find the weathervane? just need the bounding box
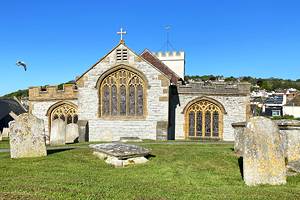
[117,27,127,42]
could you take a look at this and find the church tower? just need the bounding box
[153,51,185,79]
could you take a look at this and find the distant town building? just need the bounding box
[283,95,300,118]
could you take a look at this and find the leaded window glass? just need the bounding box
[189,111,195,136]
[129,85,136,115]
[67,115,73,124]
[186,99,223,138]
[213,111,219,137]
[99,68,146,117]
[103,85,110,115]
[120,85,126,115]
[73,115,78,123]
[111,85,118,116]
[196,111,202,136]
[60,115,65,121]
[205,111,211,137]
[53,114,58,121]
[137,85,143,115]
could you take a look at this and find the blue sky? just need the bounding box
[1,0,300,95]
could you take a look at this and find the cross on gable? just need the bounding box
[117,28,127,41]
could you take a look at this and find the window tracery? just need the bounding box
[186,100,223,138]
[50,103,78,126]
[100,68,146,117]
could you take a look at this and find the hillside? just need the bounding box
[185,75,300,91]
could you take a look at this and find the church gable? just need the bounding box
[76,42,170,88]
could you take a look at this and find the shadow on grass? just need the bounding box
[238,157,244,179]
[47,147,75,155]
[145,154,156,160]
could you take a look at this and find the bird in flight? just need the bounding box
[16,61,27,71]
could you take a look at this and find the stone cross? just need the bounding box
[117,28,127,41]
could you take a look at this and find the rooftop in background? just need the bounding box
[264,95,284,105]
[285,95,300,107]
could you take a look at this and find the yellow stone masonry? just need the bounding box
[29,84,78,101]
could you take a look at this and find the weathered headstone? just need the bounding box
[0,131,2,141]
[66,123,79,143]
[2,128,9,138]
[50,119,66,146]
[90,143,150,167]
[77,120,88,142]
[276,120,300,163]
[243,117,286,186]
[232,122,246,156]
[9,113,47,158]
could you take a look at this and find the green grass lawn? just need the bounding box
[0,138,9,149]
[0,143,300,200]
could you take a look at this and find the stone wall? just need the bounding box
[30,100,78,143]
[29,84,78,102]
[174,95,249,141]
[77,43,169,141]
[174,82,250,141]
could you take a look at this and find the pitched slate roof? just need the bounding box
[0,99,26,120]
[140,50,181,84]
[285,95,300,106]
[264,95,284,105]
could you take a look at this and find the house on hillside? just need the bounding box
[283,95,300,118]
[262,95,285,117]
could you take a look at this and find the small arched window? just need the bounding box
[99,68,146,117]
[186,99,223,138]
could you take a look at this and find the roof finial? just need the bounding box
[117,27,127,43]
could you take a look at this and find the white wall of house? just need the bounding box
[283,106,300,118]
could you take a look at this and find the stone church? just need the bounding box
[28,36,250,143]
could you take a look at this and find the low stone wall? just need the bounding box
[232,120,300,162]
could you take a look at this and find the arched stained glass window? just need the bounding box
[49,102,78,135]
[186,99,223,138]
[99,68,146,117]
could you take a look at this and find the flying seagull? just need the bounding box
[16,61,27,71]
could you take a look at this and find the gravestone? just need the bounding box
[90,143,150,167]
[232,122,246,156]
[243,117,286,186]
[2,128,9,138]
[77,120,89,142]
[276,120,300,162]
[9,113,47,158]
[0,131,2,141]
[50,119,66,146]
[66,123,79,143]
